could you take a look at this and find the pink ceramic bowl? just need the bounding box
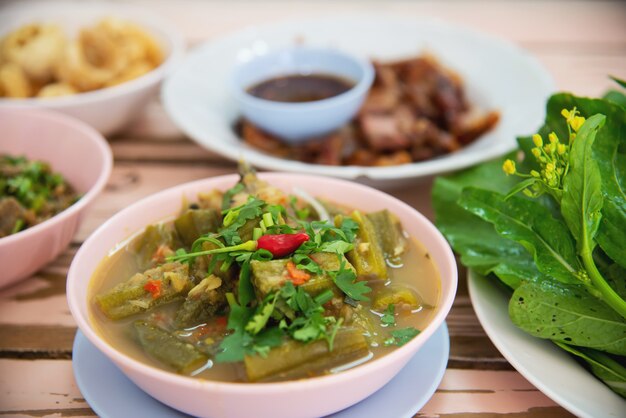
[67,174,457,418]
[0,108,112,288]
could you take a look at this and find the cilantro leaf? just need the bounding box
[220,197,265,245]
[339,217,359,242]
[292,320,325,341]
[314,289,334,306]
[331,268,371,302]
[296,207,310,220]
[216,299,255,362]
[318,240,353,254]
[381,304,396,326]
[384,327,420,347]
[292,254,323,275]
[238,261,255,306]
[251,327,284,357]
[245,293,279,335]
[280,280,297,299]
[221,183,245,210]
[217,293,284,362]
[216,329,248,362]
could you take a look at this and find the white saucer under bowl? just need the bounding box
[73,323,449,418]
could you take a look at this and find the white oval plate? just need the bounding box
[468,271,626,418]
[73,323,449,418]
[162,15,554,186]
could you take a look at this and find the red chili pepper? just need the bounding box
[257,232,310,257]
[143,280,162,299]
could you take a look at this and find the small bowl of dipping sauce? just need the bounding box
[232,47,374,143]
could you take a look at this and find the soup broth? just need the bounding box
[89,168,440,383]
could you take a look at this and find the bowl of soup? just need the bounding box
[67,166,456,418]
[231,47,375,142]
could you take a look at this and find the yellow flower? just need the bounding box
[531,148,541,158]
[532,134,543,147]
[561,109,571,120]
[531,170,540,178]
[544,144,555,155]
[546,162,555,173]
[557,144,567,155]
[570,116,585,132]
[502,159,516,175]
[548,132,559,144]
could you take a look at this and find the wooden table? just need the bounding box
[1,1,624,416]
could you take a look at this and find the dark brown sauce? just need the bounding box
[247,74,355,103]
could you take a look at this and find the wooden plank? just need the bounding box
[0,359,569,417]
[0,359,93,416]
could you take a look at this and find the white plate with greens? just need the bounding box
[468,271,626,418]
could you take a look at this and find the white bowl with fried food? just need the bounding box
[0,2,184,136]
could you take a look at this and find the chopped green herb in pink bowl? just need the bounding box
[0,108,111,288]
[67,166,456,418]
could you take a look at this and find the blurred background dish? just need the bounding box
[162,15,554,187]
[232,46,375,142]
[0,1,184,136]
[0,108,112,288]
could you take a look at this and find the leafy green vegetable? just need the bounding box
[459,188,581,285]
[509,281,626,355]
[433,161,544,290]
[556,342,626,397]
[539,94,626,270]
[603,90,626,108]
[561,114,605,253]
[432,86,626,398]
[610,76,626,89]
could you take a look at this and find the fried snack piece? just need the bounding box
[55,30,122,91]
[104,61,152,87]
[0,18,164,98]
[0,24,66,83]
[37,82,78,98]
[55,18,163,92]
[96,17,163,68]
[0,63,32,98]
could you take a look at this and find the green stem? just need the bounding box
[170,240,257,262]
[262,212,274,228]
[582,247,626,319]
